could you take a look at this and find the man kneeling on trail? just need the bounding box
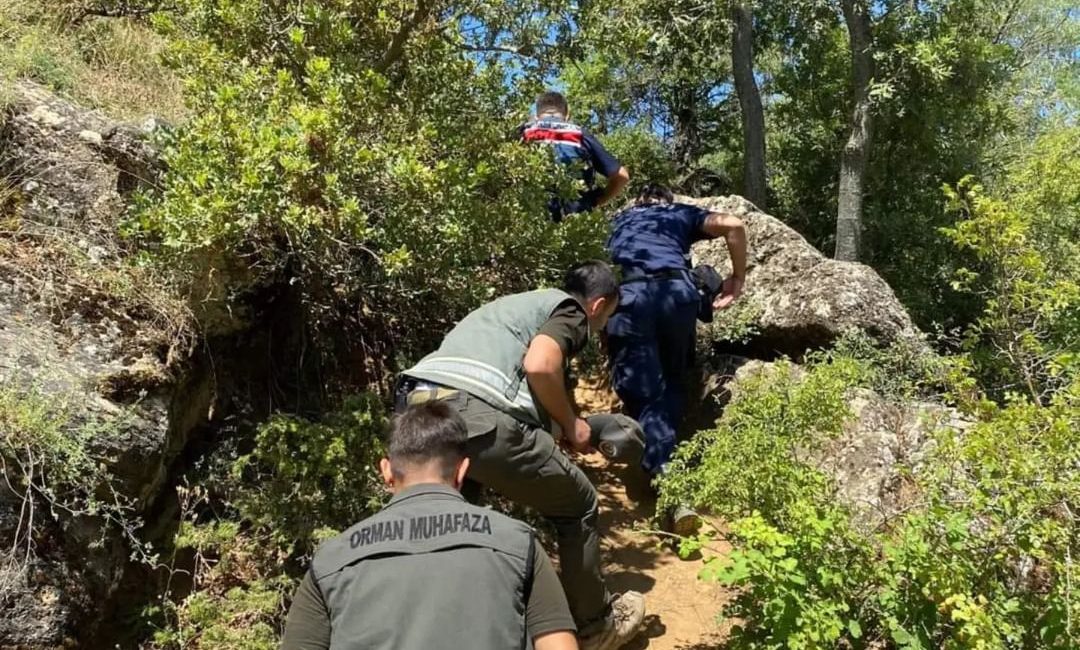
[396,261,646,650]
[281,401,579,650]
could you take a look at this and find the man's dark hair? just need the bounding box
[637,183,674,204]
[564,260,619,301]
[536,90,569,117]
[387,401,468,480]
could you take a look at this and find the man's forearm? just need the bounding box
[528,370,576,434]
[597,166,630,207]
[726,224,748,279]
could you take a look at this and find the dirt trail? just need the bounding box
[580,456,732,649]
[575,377,733,649]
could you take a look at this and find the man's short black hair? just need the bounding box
[637,183,674,204]
[387,402,467,480]
[536,90,569,117]
[564,260,619,301]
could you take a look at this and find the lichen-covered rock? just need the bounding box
[817,390,969,529]
[695,357,969,529]
[4,81,168,231]
[0,81,202,648]
[686,195,925,358]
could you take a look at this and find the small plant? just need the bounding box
[147,485,294,650]
[703,297,763,345]
[0,384,147,589]
[230,393,388,550]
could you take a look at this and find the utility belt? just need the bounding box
[619,264,724,323]
[619,267,692,285]
[393,377,462,413]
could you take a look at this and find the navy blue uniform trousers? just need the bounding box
[606,276,699,476]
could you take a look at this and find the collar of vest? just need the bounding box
[386,483,465,508]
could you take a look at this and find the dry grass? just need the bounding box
[0,168,195,378]
[0,0,184,122]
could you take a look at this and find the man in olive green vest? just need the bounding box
[282,401,579,650]
[396,261,646,650]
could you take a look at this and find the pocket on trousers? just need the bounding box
[459,395,500,439]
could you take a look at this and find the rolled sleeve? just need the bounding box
[536,302,589,358]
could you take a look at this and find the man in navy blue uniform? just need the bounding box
[520,91,630,221]
[605,185,747,531]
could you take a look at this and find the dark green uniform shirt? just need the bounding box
[281,485,575,649]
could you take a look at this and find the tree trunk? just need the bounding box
[835,0,873,261]
[671,82,701,173]
[730,1,767,210]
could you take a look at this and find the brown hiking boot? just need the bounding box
[579,591,646,650]
[670,504,702,538]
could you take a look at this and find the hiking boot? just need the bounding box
[579,591,646,650]
[670,504,702,538]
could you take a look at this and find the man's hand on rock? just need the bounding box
[714,275,745,310]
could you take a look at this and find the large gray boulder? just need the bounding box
[693,356,969,530]
[685,195,924,358]
[0,82,204,647]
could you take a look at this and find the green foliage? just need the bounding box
[659,354,870,523]
[563,0,733,173]
[0,384,146,572]
[146,394,388,648]
[230,393,387,549]
[942,175,1080,403]
[599,127,678,196]
[660,347,1080,649]
[701,298,762,346]
[149,501,295,650]
[130,0,603,362]
[1005,126,1080,280]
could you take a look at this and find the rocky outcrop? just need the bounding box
[686,195,925,358]
[817,390,967,529]
[694,356,969,529]
[0,82,204,647]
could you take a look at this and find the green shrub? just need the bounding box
[147,394,389,648]
[660,350,1080,649]
[148,513,294,650]
[230,393,388,549]
[0,384,147,574]
[130,1,607,363]
[942,178,1080,405]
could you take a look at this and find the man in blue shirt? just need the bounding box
[605,185,747,531]
[520,91,630,222]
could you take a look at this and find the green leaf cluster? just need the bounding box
[129,0,606,360]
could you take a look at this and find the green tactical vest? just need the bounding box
[404,289,583,427]
[311,484,535,650]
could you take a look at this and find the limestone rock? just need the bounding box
[0,81,202,647]
[686,195,925,358]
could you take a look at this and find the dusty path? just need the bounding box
[579,455,732,649]
[573,372,732,649]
